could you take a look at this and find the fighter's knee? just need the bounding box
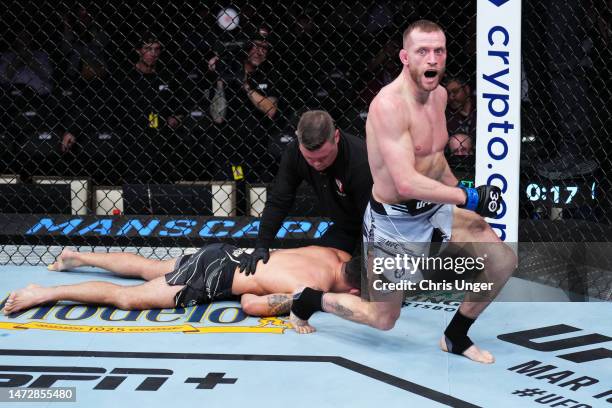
[369,308,401,331]
[471,218,495,237]
[499,247,518,275]
[114,288,135,310]
[372,315,399,331]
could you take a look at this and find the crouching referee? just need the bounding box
[240,110,373,275]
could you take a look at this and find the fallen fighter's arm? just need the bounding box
[240,293,292,316]
[290,288,401,333]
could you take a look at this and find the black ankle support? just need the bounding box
[444,311,476,355]
[291,287,323,320]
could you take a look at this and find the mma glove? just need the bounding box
[239,246,270,276]
[458,184,504,218]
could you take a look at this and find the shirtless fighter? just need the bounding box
[3,244,360,316]
[289,20,517,364]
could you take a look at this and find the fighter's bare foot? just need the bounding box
[439,336,495,364]
[48,249,82,271]
[289,287,316,334]
[3,284,50,315]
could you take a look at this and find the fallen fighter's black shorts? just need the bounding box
[165,243,247,307]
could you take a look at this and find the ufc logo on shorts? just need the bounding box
[416,200,430,210]
[231,248,247,258]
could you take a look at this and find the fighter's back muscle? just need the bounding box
[243,246,342,294]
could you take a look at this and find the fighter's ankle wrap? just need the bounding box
[444,310,476,355]
[291,287,324,320]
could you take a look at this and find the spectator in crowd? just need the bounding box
[276,12,322,112]
[234,3,261,36]
[53,4,106,164]
[448,133,474,157]
[55,4,112,180]
[360,37,401,106]
[590,0,612,215]
[317,3,358,125]
[59,3,109,83]
[445,77,475,155]
[0,31,57,179]
[180,4,220,83]
[57,56,119,184]
[115,32,183,184]
[215,26,282,213]
[0,31,53,96]
[364,0,396,35]
[211,6,250,61]
[537,0,598,180]
[178,6,225,181]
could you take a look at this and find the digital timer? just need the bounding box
[525,182,597,206]
[458,179,598,207]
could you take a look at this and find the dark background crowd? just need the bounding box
[0,0,610,220]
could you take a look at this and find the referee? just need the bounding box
[240,110,373,275]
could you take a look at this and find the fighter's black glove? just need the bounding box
[458,184,504,218]
[239,247,270,276]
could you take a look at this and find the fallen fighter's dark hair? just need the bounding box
[343,256,363,289]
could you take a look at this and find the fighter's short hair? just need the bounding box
[402,20,444,47]
[296,110,335,151]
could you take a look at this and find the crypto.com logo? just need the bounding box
[489,0,510,6]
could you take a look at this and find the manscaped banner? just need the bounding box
[0,214,332,247]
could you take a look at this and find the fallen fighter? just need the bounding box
[3,244,360,317]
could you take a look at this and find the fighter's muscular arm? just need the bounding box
[439,160,459,186]
[439,89,459,187]
[370,96,465,205]
[241,293,292,316]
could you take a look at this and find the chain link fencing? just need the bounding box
[0,0,611,297]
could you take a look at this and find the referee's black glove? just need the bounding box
[239,247,270,276]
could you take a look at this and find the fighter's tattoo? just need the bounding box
[267,294,292,315]
[323,298,354,318]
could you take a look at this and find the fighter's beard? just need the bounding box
[410,67,444,91]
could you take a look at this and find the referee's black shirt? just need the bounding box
[256,131,373,251]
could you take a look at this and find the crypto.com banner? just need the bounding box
[476,0,522,242]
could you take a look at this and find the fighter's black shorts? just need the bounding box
[165,243,247,307]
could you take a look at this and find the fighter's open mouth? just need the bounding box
[424,70,438,78]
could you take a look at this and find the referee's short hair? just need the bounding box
[296,110,335,151]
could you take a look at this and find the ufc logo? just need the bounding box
[498,324,611,364]
[416,201,430,210]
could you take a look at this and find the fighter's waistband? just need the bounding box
[369,194,440,216]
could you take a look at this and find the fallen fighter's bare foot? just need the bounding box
[289,287,316,334]
[3,284,51,315]
[48,249,83,271]
[439,336,495,364]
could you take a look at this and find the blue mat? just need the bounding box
[1,264,610,407]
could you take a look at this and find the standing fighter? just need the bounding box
[289,20,517,364]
